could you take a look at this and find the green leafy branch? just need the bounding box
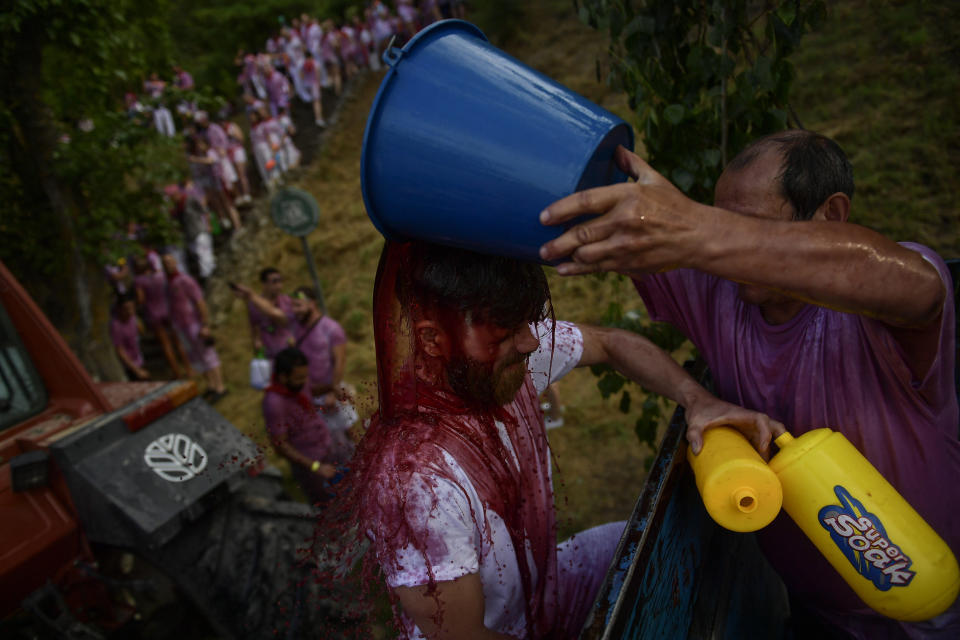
[573,1,824,460]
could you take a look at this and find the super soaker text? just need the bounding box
[818,486,916,590]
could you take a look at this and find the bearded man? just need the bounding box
[263,346,339,505]
[350,241,783,639]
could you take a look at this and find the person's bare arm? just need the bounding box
[394,573,518,640]
[576,324,784,458]
[270,435,336,478]
[539,146,945,331]
[331,342,346,387]
[193,295,210,326]
[231,283,289,325]
[115,345,149,380]
[248,318,263,353]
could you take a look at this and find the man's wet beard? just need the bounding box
[446,352,528,408]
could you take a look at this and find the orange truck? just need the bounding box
[0,261,353,639]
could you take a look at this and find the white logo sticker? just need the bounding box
[144,433,208,482]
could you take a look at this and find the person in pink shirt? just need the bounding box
[162,253,227,402]
[263,347,341,505]
[539,131,960,638]
[110,293,148,381]
[266,66,291,117]
[143,72,175,137]
[350,13,372,69]
[396,0,419,36]
[230,267,297,359]
[290,285,356,461]
[187,135,241,232]
[320,19,343,96]
[298,13,311,42]
[304,15,323,60]
[172,64,194,91]
[300,50,325,127]
[132,254,192,378]
[224,121,252,205]
[265,34,279,56]
[366,7,390,69]
[195,111,242,210]
[282,26,309,104]
[247,108,278,189]
[276,106,300,170]
[339,21,361,80]
[237,52,266,100]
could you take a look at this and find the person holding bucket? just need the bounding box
[539,130,960,637]
[343,241,781,639]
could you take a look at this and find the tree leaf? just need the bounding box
[663,103,685,124]
[671,168,695,193]
[619,390,632,414]
[597,372,626,398]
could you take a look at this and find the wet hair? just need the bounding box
[404,242,550,328]
[727,129,854,221]
[259,267,280,282]
[274,346,308,376]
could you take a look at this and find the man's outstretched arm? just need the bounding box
[394,573,518,640]
[576,324,785,458]
[230,282,290,326]
[539,146,944,331]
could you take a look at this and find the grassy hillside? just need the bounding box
[207,0,960,540]
[789,1,960,255]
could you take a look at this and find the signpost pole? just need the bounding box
[269,187,326,313]
[301,236,326,313]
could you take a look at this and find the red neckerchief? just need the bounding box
[265,382,313,412]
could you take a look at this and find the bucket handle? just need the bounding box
[382,35,402,67]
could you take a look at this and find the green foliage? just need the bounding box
[0,0,186,279]
[572,1,824,458]
[576,0,825,202]
[470,0,527,45]
[53,112,185,264]
[588,295,689,466]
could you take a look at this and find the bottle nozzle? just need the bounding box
[774,432,795,448]
[732,487,758,513]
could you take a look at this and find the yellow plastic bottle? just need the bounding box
[769,429,960,621]
[687,426,783,532]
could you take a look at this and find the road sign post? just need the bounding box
[269,187,326,313]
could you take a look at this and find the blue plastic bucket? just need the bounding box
[361,20,633,263]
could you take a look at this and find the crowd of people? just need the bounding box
[110,2,464,298]
[106,1,466,391]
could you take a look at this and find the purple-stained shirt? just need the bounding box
[166,272,204,329]
[262,389,331,461]
[295,315,347,391]
[175,70,194,90]
[267,70,290,109]
[634,242,960,615]
[204,122,228,152]
[110,315,143,368]
[143,79,165,99]
[133,271,169,326]
[306,23,323,57]
[248,294,296,358]
[397,3,418,24]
